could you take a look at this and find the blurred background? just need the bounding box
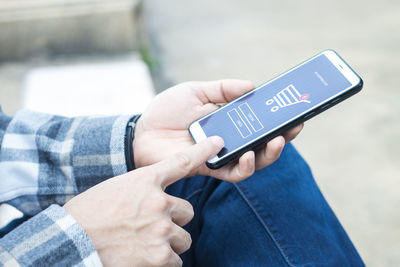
[1,0,399,265]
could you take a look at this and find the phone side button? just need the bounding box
[320,103,330,110]
[304,112,316,119]
[331,98,341,104]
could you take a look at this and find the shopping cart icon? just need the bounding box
[265,84,310,112]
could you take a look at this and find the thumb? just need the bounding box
[155,136,224,189]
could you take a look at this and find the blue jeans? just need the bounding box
[165,143,364,266]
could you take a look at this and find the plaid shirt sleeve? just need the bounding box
[0,204,103,266]
[0,109,133,216]
[0,108,136,266]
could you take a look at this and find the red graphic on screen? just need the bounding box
[265,84,311,112]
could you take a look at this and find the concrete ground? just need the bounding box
[144,0,400,265]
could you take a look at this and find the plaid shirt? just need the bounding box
[0,108,133,266]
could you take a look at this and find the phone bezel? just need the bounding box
[189,49,363,169]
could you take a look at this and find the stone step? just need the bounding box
[23,53,155,116]
[0,0,144,61]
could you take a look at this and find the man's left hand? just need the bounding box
[133,79,303,183]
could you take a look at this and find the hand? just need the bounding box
[64,136,224,267]
[134,80,304,182]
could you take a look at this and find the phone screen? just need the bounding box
[198,54,352,158]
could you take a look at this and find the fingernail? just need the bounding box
[210,136,224,149]
[247,153,254,172]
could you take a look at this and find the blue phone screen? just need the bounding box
[199,54,352,157]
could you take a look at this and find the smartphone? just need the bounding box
[189,50,363,169]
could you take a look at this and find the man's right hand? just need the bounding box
[64,136,224,267]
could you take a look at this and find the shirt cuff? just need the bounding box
[71,114,134,193]
[0,204,103,267]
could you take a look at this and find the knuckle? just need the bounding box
[154,245,173,266]
[175,152,192,172]
[148,191,169,212]
[156,220,173,238]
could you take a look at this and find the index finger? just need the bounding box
[192,79,255,104]
[155,136,224,189]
